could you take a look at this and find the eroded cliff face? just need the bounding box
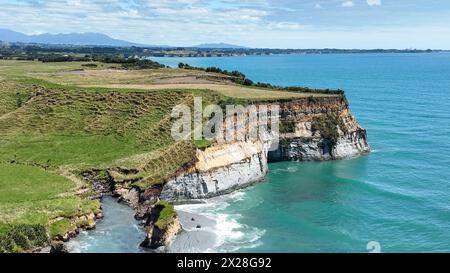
[270,97,370,161]
[160,95,370,203]
[160,141,270,203]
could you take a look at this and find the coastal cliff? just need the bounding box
[0,61,369,253]
[160,95,369,203]
[86,95,369,249]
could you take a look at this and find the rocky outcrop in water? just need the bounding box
[140,202,181,249]
[50,241,68,253]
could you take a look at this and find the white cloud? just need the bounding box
[367,0,382,6]
[314,4,323,9]
[66,0,81,6]
[341,1,354,8]
[2,0,449,49]
[268,22,306,30]
[0,0,306,47]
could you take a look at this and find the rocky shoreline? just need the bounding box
[35,206,103,253]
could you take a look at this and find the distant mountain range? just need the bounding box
[0,28,247,49]
[0,28,167,47]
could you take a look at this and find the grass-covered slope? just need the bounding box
[0,63,198,251]
[0,59,342,252]
[0,82,32,116]
[0,85,193,166]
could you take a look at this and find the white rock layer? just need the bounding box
[160,141,269,202]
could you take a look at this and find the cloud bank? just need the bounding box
[0,0,449,49]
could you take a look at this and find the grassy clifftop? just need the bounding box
[0,59,341,252]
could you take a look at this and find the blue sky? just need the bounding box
[1,0,450,48]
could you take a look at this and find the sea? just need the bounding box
[68,53,450,253]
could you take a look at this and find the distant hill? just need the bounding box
[0,29,249,49]
[192,43,248,49]
[0,28,167,47]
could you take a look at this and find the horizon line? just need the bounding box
[0,41,448,51]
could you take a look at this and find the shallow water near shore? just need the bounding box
[66,195,233,253]
[66,196,148,253]
[70,53,450,252]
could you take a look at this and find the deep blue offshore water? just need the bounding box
[70,53,450,253]
[155,53,450,252]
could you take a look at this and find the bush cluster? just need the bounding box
[279,122,296,134]
[311,113,347,144]
[178,63,344,94]
[178,63,253,85]
[0,224,48,253]
[121,59,166,70]
[35,53,166,70]
[38,54,91,62]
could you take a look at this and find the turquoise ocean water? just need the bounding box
[155,53,450,253]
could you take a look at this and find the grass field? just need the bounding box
[80,83,335,99]
[0,163,99,225]
[0,163,100,252]
[0,60,117,80]
[0,59,339,252]
[0,60,337,100]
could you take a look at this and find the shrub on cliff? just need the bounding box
[280,121,296,134]
[312,113,347,144]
